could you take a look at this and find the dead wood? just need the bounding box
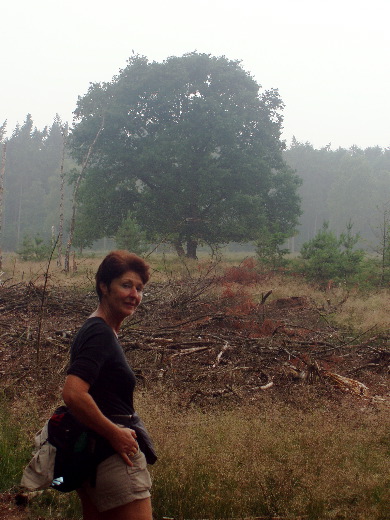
[64,116,105,272]
[0,141,6,271]
[170,346,211,358]
[0,278,388,405]
[212,341,230,367]
[260,290,273,304]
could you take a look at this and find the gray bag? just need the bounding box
[21,421,57,491]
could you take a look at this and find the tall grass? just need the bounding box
[27,490,82,519]
[1,391,389,519]
[1,253,389,518]
[333,288,390,332]
[141,394,390,520]
[0,398,32,492]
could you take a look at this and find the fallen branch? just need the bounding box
[213,341,230,367]
[321,370,369,396]
[170,346,211,358]
[347,363,382,374]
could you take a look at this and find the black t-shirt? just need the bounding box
[67,317,136,417]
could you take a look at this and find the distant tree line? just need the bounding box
[0,114,73,253]
[0,53,389,268]
[284,138,390,250]
[1,116,388,258]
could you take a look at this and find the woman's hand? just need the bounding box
[110,426,139,466]
[62,375,139,466]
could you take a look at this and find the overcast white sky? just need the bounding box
[2,0,389,149]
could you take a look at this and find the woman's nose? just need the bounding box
[129,286,138,297]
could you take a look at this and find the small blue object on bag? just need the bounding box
[47,405,96,492]
[21,406,96,493]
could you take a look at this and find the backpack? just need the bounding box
[21,406,95,493]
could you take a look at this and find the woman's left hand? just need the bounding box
[109,425,139,466]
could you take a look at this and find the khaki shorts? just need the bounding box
[82,449,152,512]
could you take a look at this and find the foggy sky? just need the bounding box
[2,0,390,149]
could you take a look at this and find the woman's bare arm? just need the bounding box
[62,374,138,465]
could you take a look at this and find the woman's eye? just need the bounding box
[122,283,142,292]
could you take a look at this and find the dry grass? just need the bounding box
[2,252,389,334]
[1,253,99,290]
[333,289,390,332]
[6,390,390,520]
[0,248,388,519]
[139,392,390,520]
[1,251,222,286]
[216,270,390,334]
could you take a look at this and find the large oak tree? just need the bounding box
[71,53,301,258]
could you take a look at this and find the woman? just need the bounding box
[62,251,153,520]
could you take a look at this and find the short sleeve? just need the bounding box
[67,322,114,386]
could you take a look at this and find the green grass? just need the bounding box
[0,398,33,492]
[0,396,82,518]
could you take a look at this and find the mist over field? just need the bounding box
[1,112,389,258]
[1,0,389,264]
[2,1,389,150]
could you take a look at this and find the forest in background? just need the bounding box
[0,113,389,255]
[284,138,390,250]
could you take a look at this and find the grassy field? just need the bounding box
[2,250,388,333]
[0,251,389,519]
[142,393,390,520]
[1,392,389,520]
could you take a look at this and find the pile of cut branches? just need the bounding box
[0,277,388,408]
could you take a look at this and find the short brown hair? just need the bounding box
[95,250,150,301]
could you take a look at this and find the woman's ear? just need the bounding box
[99,282,109,296]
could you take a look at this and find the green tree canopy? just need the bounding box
[71,53,301,258]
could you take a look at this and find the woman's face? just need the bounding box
[100,270,144,320]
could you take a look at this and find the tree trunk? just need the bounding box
[57,123,68,268]
[17,179,23,247]
[0,142,6,271]
[173,239,185,257]
[380,204,390,286]
[64,117,104,273]
[186,238,198,259]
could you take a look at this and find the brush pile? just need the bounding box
[0,270,389,408]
